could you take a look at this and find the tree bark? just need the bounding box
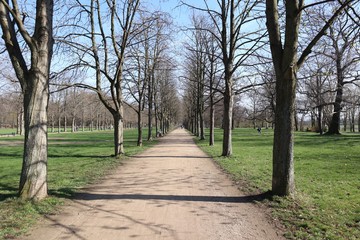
[147,80,153,140]
[266,0,300,196]
[113,112,124,156]
[222,82,233,156]
[71,117,75,132]
[271,68,296,196]
[317,106,323,135]
[358,111,360,132]
[0,0,53,200]
[209,89,215,146]
[137,108,142,146]
[327,61,343,134]
[19,72,49,200]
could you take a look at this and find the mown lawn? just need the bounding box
[0,129,156,239]
[195,128,360,240]
[0,129,16,135]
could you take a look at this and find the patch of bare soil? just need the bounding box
[19,129,285,240]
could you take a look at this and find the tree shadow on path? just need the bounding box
[72,191,272,203]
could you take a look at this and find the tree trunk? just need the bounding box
[113,113,124,156]
[51,113,54,133]
[17,107,24,135]
[63,115,67,132]
[272,69,296,196]
[147,76,153,141]
[266,0,302,196]
[137,109,142,146]
[155,104,158,136]
[0,0,54,200]
[351,110,355,132]
[82,111,85,132]
[300,114,304,131]
[19,72,49,200]
[327,58,344,134]
[57,114,61,133]
[317,106,323,135]
[358,111,360,132]
[209,95,215,146]
[71,117,75,132]
[222,84,233,156]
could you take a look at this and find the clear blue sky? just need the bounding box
[147,0,191,28]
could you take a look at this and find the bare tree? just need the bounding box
[265,0,356,196]
[60,0,140,156]
[142,13,172,141]
[183,0,265,156]
[204,31,222,146]
[0,0,53,200]
[323,9,360,134]
[182,15,209,140]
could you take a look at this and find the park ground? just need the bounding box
[10,129,284,240]
[0,128,359,239]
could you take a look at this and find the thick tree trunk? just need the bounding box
[358,112,360,132]
[351,110,355,132]
[327,58,344,134]
[199,108,205,140]
[51,113,54,133]
[57,115,61,133]
[147,77,153,141]
[327,98,342,134]
[317,106,323,135]
[272,69,296,196]
[17,107,24,135]
[222,86,233,156]
[82,111,85,132]
[71,117,75,132]
[266,0,302,197]
[209,96,215,146]
[19,72,49,200]
[63,115,67,132]
[113,112,124,156]
[300,114,305,131]
[137,109,142,146]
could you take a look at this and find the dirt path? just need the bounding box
[20,129,284,240]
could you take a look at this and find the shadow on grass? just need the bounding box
[0,153,22,157]
[49,188,76,198]
[0,184,18,201]
[1,186,78,202]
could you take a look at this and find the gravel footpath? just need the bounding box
[20,129,285,240]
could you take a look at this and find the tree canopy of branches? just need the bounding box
[182,0,265,156]
[59,0,140,156]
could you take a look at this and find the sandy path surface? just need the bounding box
[20,129,284,240]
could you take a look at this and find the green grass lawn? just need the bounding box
[0,129,156,239]
[0,129,17,135]
[195,128,360,240]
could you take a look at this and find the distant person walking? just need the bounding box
[257,127,261,134]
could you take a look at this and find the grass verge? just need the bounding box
[0,129,157,239]
[195,128,360,240]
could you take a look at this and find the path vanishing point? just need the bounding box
[20,128,285,240]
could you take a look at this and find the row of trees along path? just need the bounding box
[0,0,357,206]
[19,129,284,240]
